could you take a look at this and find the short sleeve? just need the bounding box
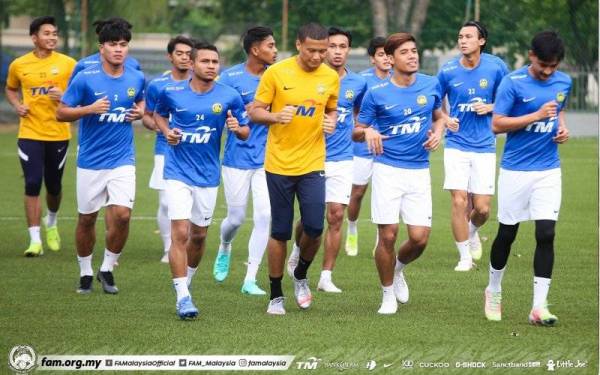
[492,76,515,116]
[135,76,145,103]
[230,92,249,126]
[68,60,85,86]
[357,89,376,126]
[437,69,448,98]
[326,75,340,111]
[61,74,85,107]
[433,79,443,110]
[353,79,367,111]
[254,67,276,105]
[6,60,20,89]
[145,81,159,112]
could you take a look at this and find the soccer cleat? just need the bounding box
[454,259,475,272]
[241,280,267,295]
[393,270,409,303]
[377,299,398,315]
[96,271,119,294]
[267,296,286,315]
[160,251,169,264]
[528,306,558,327]
[24,242,43,257]
[293,277,313,309]
[345,233,358,256]
[176,296,199,320]
[286,246,300,279]
[77,275,93,294]
[213,250,231,282]
[317,278,342,293]
[484,288,502,321]
[469,232,482,260]
[45,225,61,252]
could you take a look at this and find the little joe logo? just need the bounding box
[8,345,37,374]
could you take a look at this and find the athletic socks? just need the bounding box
[46,210,58,227]
[269,275,283,299]
[468,221,478,239]
[173,277,190,302]
[245,257,260,283]
[28,226,41,244]
[487,265,506,293]
[99,248,121,272]
[533,276,551,309]
[294,256,312,280]
[456,240,471,261]
[77,254,93,277]
[187,266,198,287]
[347,219,358,235]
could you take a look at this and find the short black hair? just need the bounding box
[97,21,132,44]
[29,16,56,36]
[367,36,386,56]
[242,26,274,54]
[167,35,193,54]
[328,27,352,47]
[93,17,132,36]
[531,30,565,62]
[191,42,219,61]
[462,20,488,51]
[297,23,328,42]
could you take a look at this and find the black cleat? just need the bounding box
[97,271,119,294]
[77,275,93,294]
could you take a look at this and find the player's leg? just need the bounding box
[188,186,218,288]
[375,224,399,314]
[285,220,303,278]
[18,139,44,256]
[241,168,270,295]
[149,154,170,262]
[345,156,373,256]
[42,140,68,252]
[467,151,496,260]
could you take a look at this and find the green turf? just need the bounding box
[0,128,597,374]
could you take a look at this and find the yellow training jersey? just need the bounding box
[6,51,77,141]
[254,56,339,176]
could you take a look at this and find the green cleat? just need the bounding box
[484,288,502,321]
[213,250,231,282]
[24,242,43,257]
[241,280,267,295]
[345,233,358,256]
[528,306,558,327]
[46,225,61,251]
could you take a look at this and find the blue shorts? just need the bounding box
[266,170,326,241]
[17,139,69,196]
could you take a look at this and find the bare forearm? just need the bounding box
[56,106,93,122]
[249,107,279,125]
[142,113,157,131]
[352,124,368,142]
[153,113,170,137]
[492,112,540,134]
[234,126,250,140]
[5,88,21,108]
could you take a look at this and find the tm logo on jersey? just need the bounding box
[180,126,217,144]
[30,86,53,96]
[525,117,556,133]
[457,97,487,112]
[389,116,427,135]
[295,99,321,117]
[337,107,350,124]
[99,107,128,123]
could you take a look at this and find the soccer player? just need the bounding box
[57,20,145,295]
[345,36,391,257]
[69,17,141,84]
[212,26,277,295]
[304,27,366,293]
[483,31,570,326]
[6,16,76,256]
[154,42,249,319]
[142,35,194,263]
[249,23,339,315]
[437,21,509,271]
[354,33,447,314]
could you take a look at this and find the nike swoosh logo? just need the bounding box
[241,91,253,96]
[57,147,65,153]
[452,82,464,87]
[283,86,295,90]
[383,364,392,368]
[523,97,536,102]
[94,91,106,96]
[175,108,187,112]
[319,172,325,177]
[384,104,398,110]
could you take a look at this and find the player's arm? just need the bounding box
[56,96,111,122]
[153,111,182,145]
[125,100,145,122]
[248,100,295,125]
[492,100,557,134]
[5,86,29,117]
[142,110,157,131]
[323,108,337,134]
[553,110,569,144]
[423,108,445,151]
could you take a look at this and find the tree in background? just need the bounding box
[369,0,431,39]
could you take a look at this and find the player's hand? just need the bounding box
[536,100,558,120]
[47,86,63,101]
[275,105,295,124]
[15,104,29,117]
[423,129,441,151]
[167,128,182,145]
[446,116,460,132]
[553,124,569,144]
[323,115,336,134]
[226,110,240,132]
[125,103,144,122]
[364,127,387,155]
[472,102,493,115]
[89,96,110,114]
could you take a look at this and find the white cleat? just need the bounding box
[286,245,300,278]
[293,277,313,309]
[267,296,286,315]
[393,270,409,303]
[469,232,483,260]
[160,251,169,264]
[377,299,398,315]
[317,278,342,293]
[454,259,475,272]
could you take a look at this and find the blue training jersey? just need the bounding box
[494,66,572,171]
[155,80,249,187]
[69,52,141,85]
[438,53,509,153]
[354,67,391,158]
[326,69,367,162]
[146,71,188,156]
[218,62,268,169]
[62,65,145,169]
[358,73,442,169]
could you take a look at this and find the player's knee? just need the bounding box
[45,180,62,196]
[189,230,206,247]
[410,235,429,250]
[326,206,344,227]
[451,193,468,210]
[474,204,490,219]
[111,209,131,227]
[78,214,96,229]
[253,209,270,228]
[271,231,292,241]
[226,205,246,227]
[535,220,555,245]
[24,178,42,196]
[302,224,323,239]
[379,229,397,247]
[497,223,519,244]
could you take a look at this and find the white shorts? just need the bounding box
[497,168,561,225]
[222,166,270,209]
[77,165,136,214]
[352,156,374,185]
[371,163,432,227]
[148,154,166,190]
[166,179,218,227]
[325,160,353,205]
[443,148,496,195]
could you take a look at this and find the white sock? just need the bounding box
[320,269,332,282]
[456,240,471,261]
[533,276,551,309]
[173,277,190,302]
[487,265,505,293]
[468,221,479,239]
[219,242,232,254]
[382,284,395,302]
[244,257,260,282]
[157,191,171,252]
[77,254,93,277]
[46,210,58,227]
[395,259,406,274]
[28,226,41,244]
[246,209,269,282]
[187,266,198,287]
[292,242,300,257]
[100,248,121,272]
[347,219,358,235]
